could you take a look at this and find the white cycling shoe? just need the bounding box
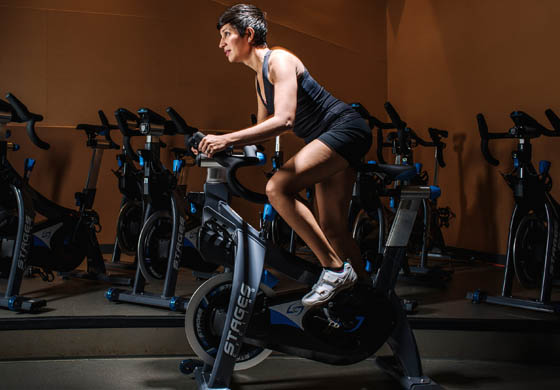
[301,262,358,307]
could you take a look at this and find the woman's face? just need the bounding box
[219,23,250,63]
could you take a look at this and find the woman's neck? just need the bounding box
[243,46,269,73]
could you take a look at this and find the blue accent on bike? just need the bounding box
[365,260,372,273]
[169,297,179,311]
[256,152,266,165]
[263,203,277,222]
[138,108,148,114]
[270,309,300,329]
[25,158,36,171]
[183,237,195,248]
[539,160,551,175]
[8,296,17,311]
[367,160,377,165]
[100,130,107,136]
[173,159,182,173]
[33,236,48,248]
[261,270,279,289]
[429,186,442,200]
[345,316,365,333]
[415,163,422,174]
[513,158,519,168]
[272,160,277,170]
[13,144,20,151]
[105,288,116,301]
[139,155,145,167]
[117,158,123,168]
[190,203,197,215]
[390,197,396,209]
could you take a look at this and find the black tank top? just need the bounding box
[256,50,349,143]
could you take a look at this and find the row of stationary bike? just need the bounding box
[2,92,559,389]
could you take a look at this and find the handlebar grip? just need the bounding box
[544,109,560,134]
[384,101,406,128]
[166,107,199,135]
[429,127,449,139]
[97,110,120,149]
[115,108,139,136]
[5,93,49,150]
[477,113,499,166]
[370,115,396,129]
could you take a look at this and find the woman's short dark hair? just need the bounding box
[217,4,267,46]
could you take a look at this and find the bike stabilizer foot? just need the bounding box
[376,356,445,389]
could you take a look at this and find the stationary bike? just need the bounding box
[351,102,454,287]
[105,109,143,268]
[0,93,129,312]
[467,109,560,313]
[166,109,444,390]
[106,107,219,311]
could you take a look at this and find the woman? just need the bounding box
[198,4,372,307]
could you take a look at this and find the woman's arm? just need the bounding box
[198,51,297,156]
[225,51,297,145]
[255,77,268,124]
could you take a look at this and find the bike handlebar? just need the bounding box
[166,107,268,204]
[350,102,394,164]
[5,93,50,150]
[545,109,560,131]
[477,110,560,166]
[75,110,120,149]
[138,107,180,135]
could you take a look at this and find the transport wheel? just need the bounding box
[185,273,272,371]
[116,200,143,255]
[513,214,550,288]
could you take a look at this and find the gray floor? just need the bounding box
[0,356,558,390]
[1,257,560,389]
[1,259,558,320]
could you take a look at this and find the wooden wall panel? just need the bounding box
[386,0,560,253]
[1,0,386,243]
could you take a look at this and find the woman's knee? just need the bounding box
[266,177,287,203]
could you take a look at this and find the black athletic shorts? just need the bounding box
[315,111,372,169]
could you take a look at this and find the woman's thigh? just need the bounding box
[267,139,349,195]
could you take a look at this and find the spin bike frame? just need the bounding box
[171,116,443,389]
[467,109,560,313]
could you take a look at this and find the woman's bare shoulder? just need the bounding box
[269,47,305,75]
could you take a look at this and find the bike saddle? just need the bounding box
[358,161,417,181]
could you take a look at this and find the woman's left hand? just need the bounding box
[197,134,229,157]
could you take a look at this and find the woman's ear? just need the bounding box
[246,27,255,44]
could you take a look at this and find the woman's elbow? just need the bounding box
[276,115,294,131]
